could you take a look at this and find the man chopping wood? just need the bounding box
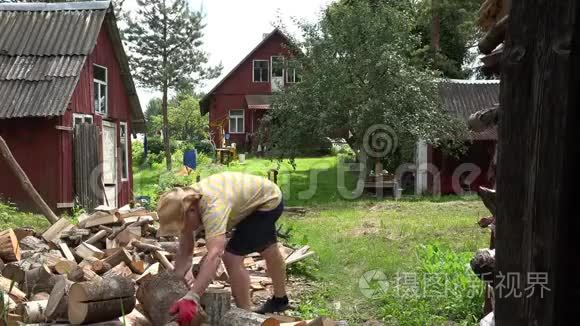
[157,172,289,325]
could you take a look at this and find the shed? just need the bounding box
[0,1,144,211]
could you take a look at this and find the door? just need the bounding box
[271,56,284,92]
[102,121,117,207]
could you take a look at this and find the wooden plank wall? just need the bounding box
[74,124,102,211]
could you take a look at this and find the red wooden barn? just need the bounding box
[200,28,298,151]
[415,79,499,195]
[0,1,145,211]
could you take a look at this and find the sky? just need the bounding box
[124,0,336,108]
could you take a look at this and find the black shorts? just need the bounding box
[225,201,284,256]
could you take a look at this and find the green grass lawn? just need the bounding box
[134,155,491,325]
[1,156,490,325]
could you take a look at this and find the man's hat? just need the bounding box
[156,187,200,237]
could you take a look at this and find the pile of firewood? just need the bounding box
[0,204,323,326]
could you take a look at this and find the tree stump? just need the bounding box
[0,229,21,262]
[200,288,231,325]
[68,276,136,324]
[136,272,189,325]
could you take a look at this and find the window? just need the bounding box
[253,60,269,82]
[120,122,129,180]
[271,56,284,78]
[94,65,108,115]
[72,113,93,127]
[229,109,245,134]
[286,68,301,83]
[286,60,302,83]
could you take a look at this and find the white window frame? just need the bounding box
[229,109,245,134]
[270,56,285,79]
[252,60,270,83]
[93,64,108,116]
[72,113,93,127]
[286,68,299,83]
[119,122,129,181]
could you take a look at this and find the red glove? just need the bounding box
[170,291,200,326]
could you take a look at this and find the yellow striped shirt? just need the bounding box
[195,172,282,239]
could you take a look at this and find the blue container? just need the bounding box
[183,149,197,170]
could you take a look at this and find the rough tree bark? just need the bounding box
[495,0,580,324]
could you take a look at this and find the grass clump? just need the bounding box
[378,244,484,326]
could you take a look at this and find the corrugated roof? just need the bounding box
[0,55,85,81]
[0,8,106,56]
[0,1,144,131]
[439,79,500,140]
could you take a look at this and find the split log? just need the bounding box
[2,263,25,283]
[468,106,499,132]
[219,307,267,326]
[90,260,112,275]
[42,218,73,244]
[79,256,99,269]
[45,277,72,321]
[0,275,27,301]
[75,242,105,260]
[137,272,188,325]
[24,264,57,295]
[131,240,163,253]
[67,266,102,282]
[478,187,497,216]
[13,228,36,241]
[30,292,49,301]
[86,229,109,245]
[153,250,174,270]
[200,288,231,325]
[79,211,118,228]
[0,136,59,224]
[102,261,133,279]
[15,300,48,323]
[19,236,49,252]
[102,248,132,267]
[158,242,179,254]
[135,262,159,285]
[68,276,136,325]
[285,246,315,265]
[98,225,114,234]
[54,259,77,275]
[478,15,509,54]
[59,242,76,262]
[0,229,21,262]
[108,216,153,240]
[471,248,496,283]
[61,228,91,238]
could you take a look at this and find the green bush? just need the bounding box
[132,140,145,167]
[378,244,484,325]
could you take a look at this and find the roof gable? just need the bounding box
[200,28,293,115]
[0,1,144,131]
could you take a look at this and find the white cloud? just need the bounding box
[123,0,335,108]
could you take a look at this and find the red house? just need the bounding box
[0,1,145,211]
[415,79,499,195]
[200,29,298,151]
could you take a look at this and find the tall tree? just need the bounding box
[262,0,466,170]
[124,0,221,170]
[413,0,482,78]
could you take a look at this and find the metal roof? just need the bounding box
[439,79,500,140]
[0,1,144,132]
